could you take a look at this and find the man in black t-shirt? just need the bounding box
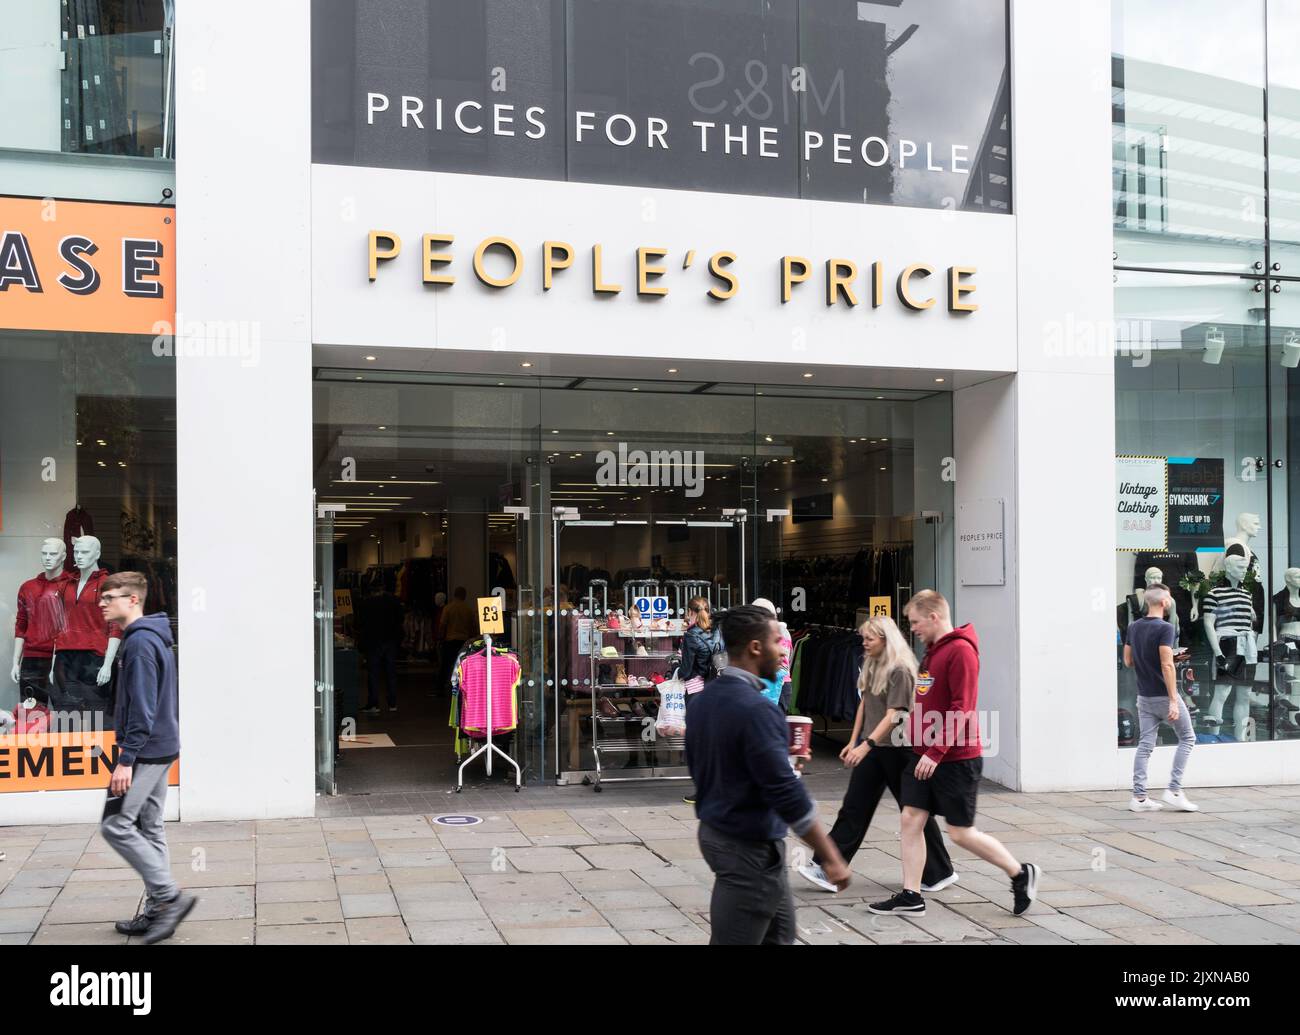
[1124,584,1198,813]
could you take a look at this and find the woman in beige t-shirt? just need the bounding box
[796,616,958,894]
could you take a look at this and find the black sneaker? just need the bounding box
[114,910,154,936]
[1011,862,1039,915]
[139,892,197,945]
[682,791,696,805]
[867,890,925,916]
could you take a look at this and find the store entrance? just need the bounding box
[312,373,545,797]
[551,508,745,789]
[312,367,954,796]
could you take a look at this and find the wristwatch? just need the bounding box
[865,737,877,749]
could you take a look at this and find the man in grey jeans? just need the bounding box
[1124,583,1198,813]
[98,572,195,943]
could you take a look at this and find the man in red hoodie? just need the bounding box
[869,590,1039,917]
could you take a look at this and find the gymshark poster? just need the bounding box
[1166,457,1223,552]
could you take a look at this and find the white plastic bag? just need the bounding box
[655,677,687,737]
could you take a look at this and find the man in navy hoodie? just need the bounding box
[98,572,194,944]
[687,605,850,944]
[869,590,1039,918]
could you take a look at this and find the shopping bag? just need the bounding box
[655,678,687,737]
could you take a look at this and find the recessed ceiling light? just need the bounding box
[365,355,376,361]
[849,439,857,443]
[935,377,945,383]
[378,426,386,430]
[802,372,813,379]
[765,436,773,443]
[521,361,533,368]
[607,431,614,436]
[551,429,559,434]
[876,395,883,400]
[821,478,828,482]
[667,368,678,373]
[632,387,639,392]
[881,438,888,442]
[355,376,363,381]
[497,382,505,386]
[880,466,887,471]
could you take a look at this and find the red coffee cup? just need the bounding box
[786,715,813,759]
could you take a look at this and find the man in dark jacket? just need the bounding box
[869,590,1039,918]
[98,572,195,944]
[686,605,850,944]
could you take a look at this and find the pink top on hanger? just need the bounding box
[457,650,520,735]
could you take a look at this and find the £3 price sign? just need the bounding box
[478,597,504,635]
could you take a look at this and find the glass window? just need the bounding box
[0,0,174,158]
[1267,283,1300,739]
[1266,0,1300,274]
[312,0,1011,212]
[1112,0,1267,272]
[313,370,956,784]
[1113,271,1286,743]
[0,330,177,787]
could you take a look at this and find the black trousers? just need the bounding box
[18,656,53,705]
[51,649,113,718]
[365,641,398,707]
[815,744,955,887]
[698,822,796,945]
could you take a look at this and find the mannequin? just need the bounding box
[1203,553,1256,735]
[1220,513,1262,573]
[1272,568,1300,729]
[51,535,121,714]
[1129,567,1179,641]
[9,538,70,705]
[1274,567,1300,642]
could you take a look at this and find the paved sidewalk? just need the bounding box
[3,781,1300,945]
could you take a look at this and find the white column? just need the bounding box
[174,1,314,818]
[1010,0,1116,790]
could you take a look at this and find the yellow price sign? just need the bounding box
[477,597,504,635]
[334,589,353,616]
[868,595,892,619]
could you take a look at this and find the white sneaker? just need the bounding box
[797,864,838,893]
[1162,789,1199,812]
[920,872,960,893]
[1129,796,1164,812]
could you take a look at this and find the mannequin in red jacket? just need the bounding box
[10,537,71,704]
[52,536,121,709]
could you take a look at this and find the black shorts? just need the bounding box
[900,753,982,828]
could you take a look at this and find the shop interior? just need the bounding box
[312,353,957,796]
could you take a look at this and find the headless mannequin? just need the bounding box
[56,536,119,687]
[1275,567,1300,640]
[1273,567,1300,706]
[1204,554,1255,736]
[9,538,66,686]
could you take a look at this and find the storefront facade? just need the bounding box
[4,0,1293,824]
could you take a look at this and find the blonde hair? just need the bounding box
[858,615,918,697]
[688,596,712,632]
[904,589,950,623]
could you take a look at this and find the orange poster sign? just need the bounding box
[0,730,179,792]
[0,196,174,335]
